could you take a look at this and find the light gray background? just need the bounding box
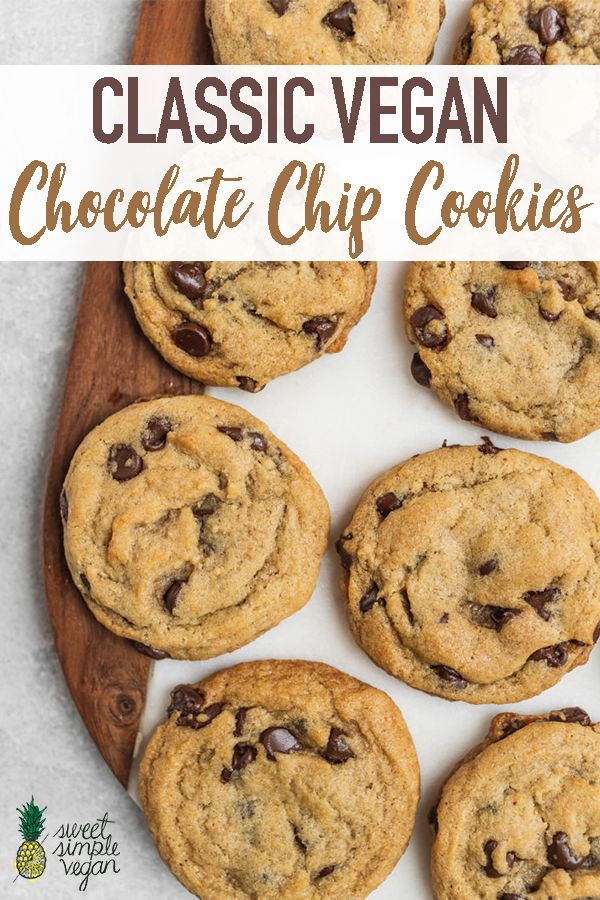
[0,2,187,897]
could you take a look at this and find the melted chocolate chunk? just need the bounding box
[431,665,467,689]
[167,685,205,717]
[302,316,337,348]
[248,431,267,452]
[503,45,544,64]
[260,726,303,760]
[540,306,561,322]
[472,604,521,632]
[217,425,243,442]
[557,279,576,300]
[336,534,353,571]
[479,557,498,576]
[501,261,529,269]
[410,306,448,349]
[294,827,307,853]
[192,493,220,519]
[142,415,172,451]
[168,262,207,301]
[542,431,559,441]
[359,583,386,613]
[164,579,184,614]
[220,767,232,783]
[269,0,290,14]
[547,832,585,870]
[471,287,497,318]
[59,489,68,522]
[549,707,591,726]
[322,2,356,37]
[401,588,415,626]
[173,321,212,357]
[376,491,402,518]
[411,352,432,386]
[483,840,501,878]
[479,436,501,455]
[130,641,170,659]
[322,727,354,764]
[234,707,249,737]
[528,643,570,667]
[523,587,559,621]
[476,334,495,348]
[315,865,336,879]
[236,375,260,392]
[455,393,473,421]
[231,743,257,772]
[108,444,143,481]
[536,6,566,45]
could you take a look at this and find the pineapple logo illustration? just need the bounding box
[15,797,47,879]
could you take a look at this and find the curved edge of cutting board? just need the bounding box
[42,0,213,789]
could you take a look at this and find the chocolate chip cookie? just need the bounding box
[431,707,600,899]
[61,395,329,659]
[455,0,600,63]
[404,262,600,442]
[124,262,376,392]
[139,660,420,900]
[206,0,445,65]
[337,443,600,703]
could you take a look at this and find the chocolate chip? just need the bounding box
[376,491,402,518]
[322,727,354,764]
[336,539,353,573]
[503,45,544,64]
[236,375,260,392]
[220,768,232,783]
[471,287,497,318]
[586,309,600,322]
[439,612,449,623]
[232,743,257,772]
[164,579,184,614]
[315,865,336,879]
[473,604,521,631]
[501,262,529,269]
[173,322,212,356]
[167,684,205,717]
[248,431,267,452]
[401,588,415,626]
[130,641,170,659]
[411,351,432,387]
[523,587,559,621]
[540,306,561,322]
[359,583,385,613]
[108,444,143,481]
[549,707,591,726]
[168,262,207,301]
[302,316,337,348]
[80,573,90,591]
[500,716,527,738]
[476,334,495,348]
[201,702,224,725]
[141,415,172,451]
[547,832,585,870]
[322,2,356,37]
[542,431,559,441]
[431,665,467,689]
[294,828,307,853]
[218,425,243,441]
[479,558,498,575]
[479,435,501,455]
[234,707,249,737]
[260,726,303,760]
[483,840,501,878]
[192,493,220,519]
[529,643,570,667]
[268,0,290,14]
[428,804,439,833]
[536,6,566,44]
[410,306,448,349]
[557,279,576,300]
[455,393,473,421]
[594,620,600,643]
[59,489,68,522]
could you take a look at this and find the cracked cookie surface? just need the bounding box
[432,708,600,899]
[455,0,600,64]
[337,444,600,703]
[139,659,420,900]
[205,0,445,65]
[124,262,376,392]
[404,262,600,442]
[62,395,329,659]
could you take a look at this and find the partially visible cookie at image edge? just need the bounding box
[404,261,600,442]
[61,394,329,659]
[139,659,420,900]
[124,261,376,392]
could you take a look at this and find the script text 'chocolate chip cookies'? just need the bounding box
[139,660,420,900]
[337,442,600,703]
[61,395,329,659]
[431,708,600,899]
[404,262,600,442]
[205,0,446,65]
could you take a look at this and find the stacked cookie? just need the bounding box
[60,3,600,899]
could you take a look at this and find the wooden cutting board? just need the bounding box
[42,0,213,788]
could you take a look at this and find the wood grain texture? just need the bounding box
[42,0,213,788]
